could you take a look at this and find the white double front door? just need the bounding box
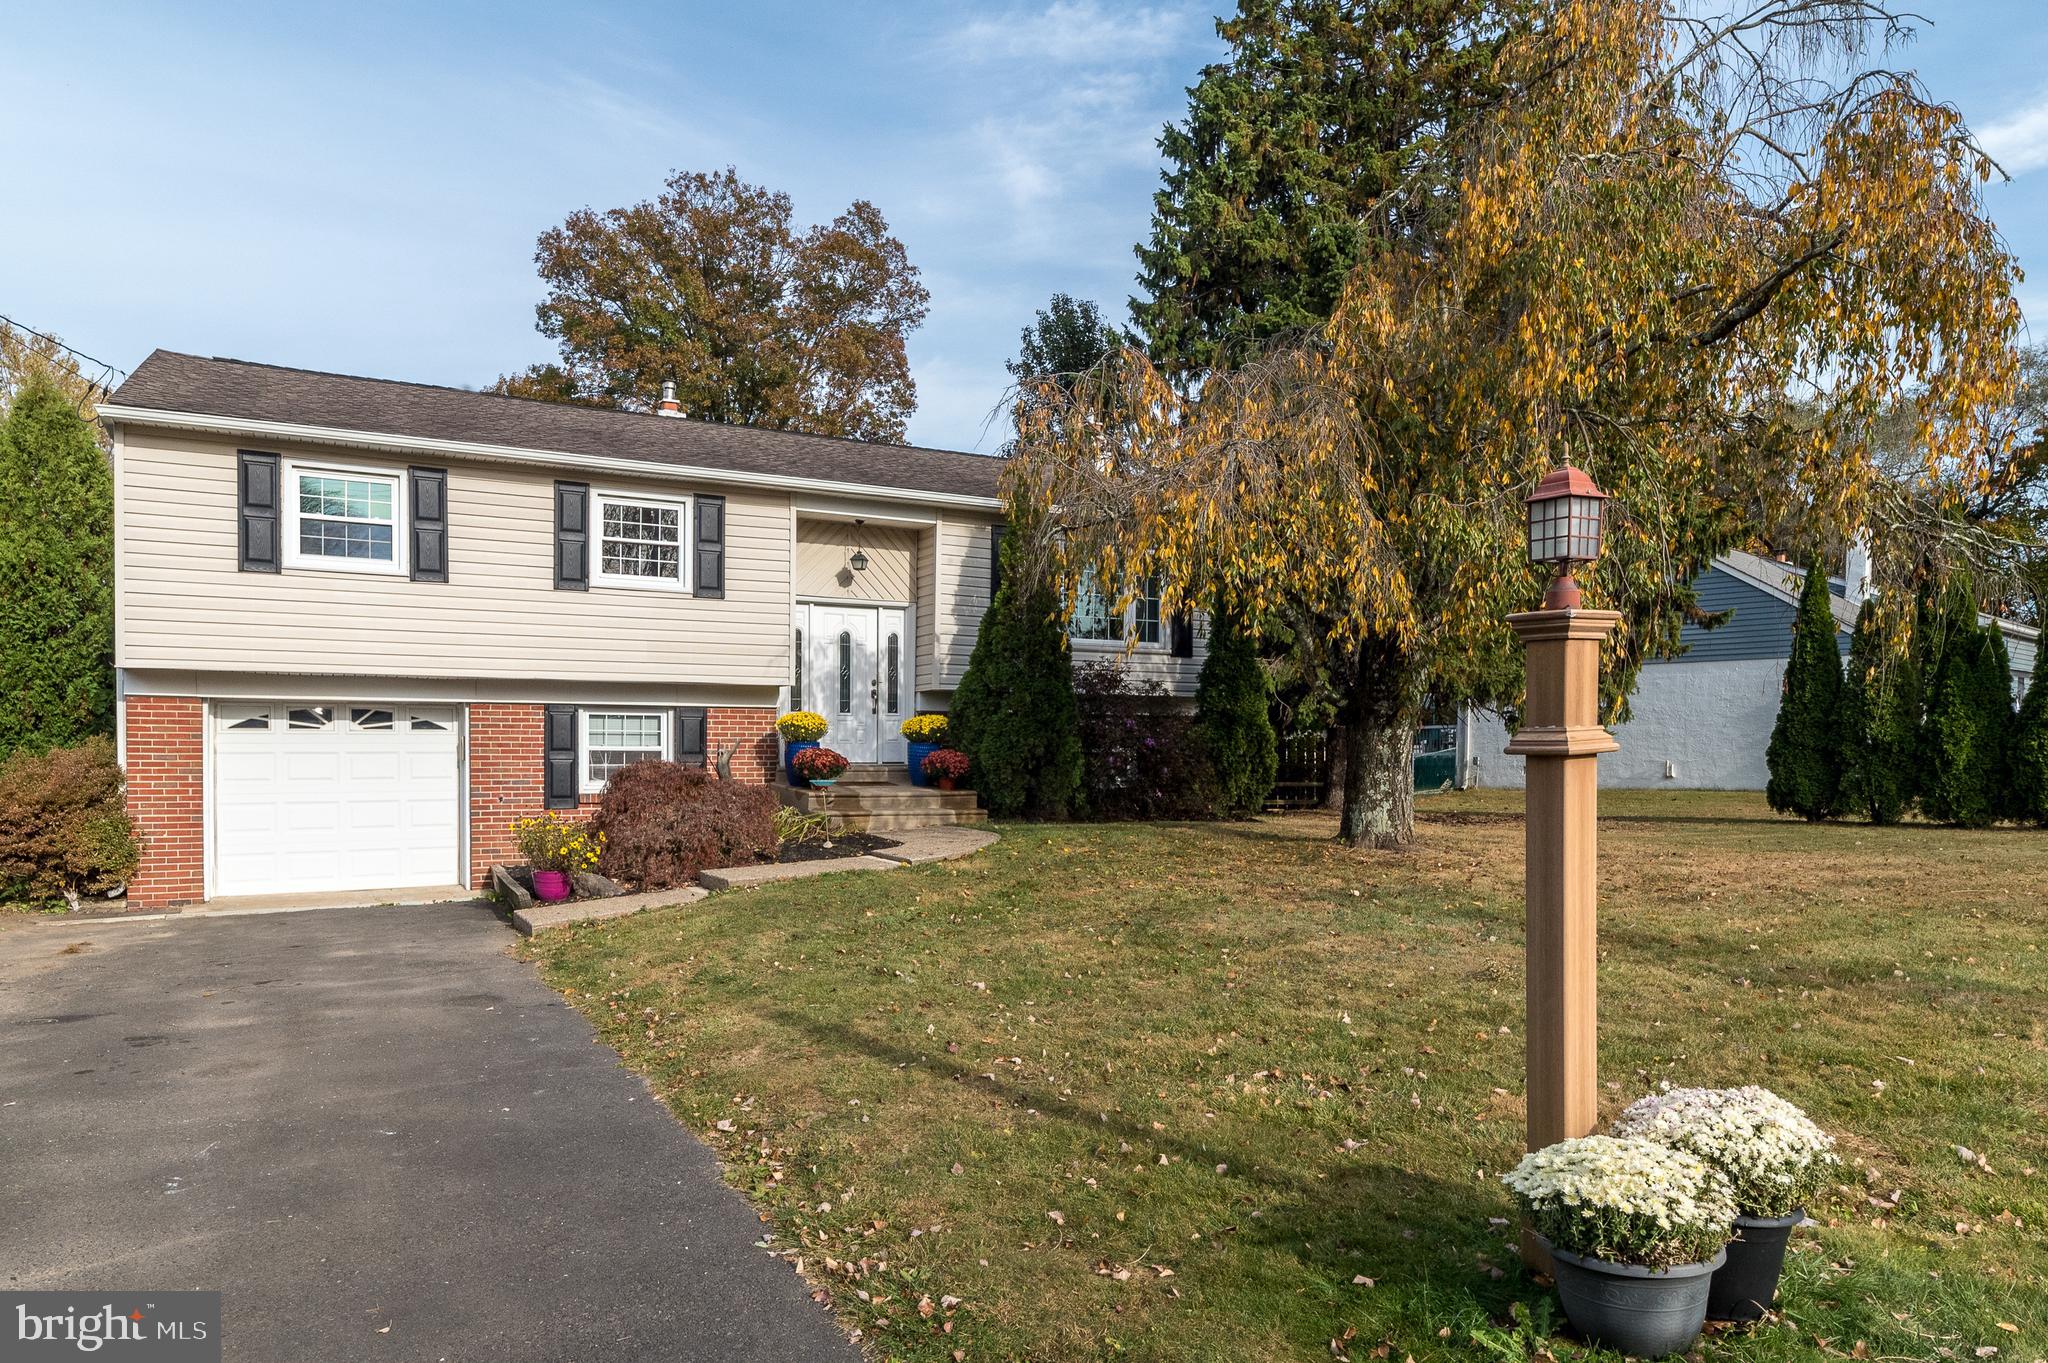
[799,603,909,764]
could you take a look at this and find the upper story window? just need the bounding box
[1070,569,1164,649]
[594,491,690,591]
[283,459,406,575]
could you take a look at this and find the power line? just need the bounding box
[0,313,127,397]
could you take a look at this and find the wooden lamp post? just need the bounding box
[1507,465,1620,1271]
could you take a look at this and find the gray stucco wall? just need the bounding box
[1462,656,1787,790]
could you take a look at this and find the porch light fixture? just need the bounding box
[848,519,869,574]
[1525,464,1608,609]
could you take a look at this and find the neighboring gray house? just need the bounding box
[1462,549,2040,790]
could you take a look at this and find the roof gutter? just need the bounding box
[96,404,1007,513]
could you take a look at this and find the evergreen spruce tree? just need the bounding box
[1838,599,1917,824]
[2012,664,2048,826]
[0,379,115,756]
[1132,0,1518,372]
[1922,621,2008,827]
[948,535,1084,819]
[1194,606,1277,816]
[1765,565,1845,820]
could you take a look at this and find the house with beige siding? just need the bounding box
[100,351,1205,909]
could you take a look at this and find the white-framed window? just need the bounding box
[282,459,408,574]
[580,709,670,792]
[594,490,691,591]
[1069,570,1165,649]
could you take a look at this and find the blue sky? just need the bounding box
[4,2,2047,453]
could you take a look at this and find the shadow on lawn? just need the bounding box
[768,1007,1545,1336]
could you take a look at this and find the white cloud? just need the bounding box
[1979,91,2048,176]
[939,1,1205,66]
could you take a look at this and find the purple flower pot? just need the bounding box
[531,869,571,903]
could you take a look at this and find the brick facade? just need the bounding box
[708,706,779,784]
[125,696,205,909]
[465,702,779,890]
[124,698,783,903]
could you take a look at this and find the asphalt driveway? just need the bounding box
[0,903,858,1363]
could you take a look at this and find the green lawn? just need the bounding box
[521,791,2048,1363]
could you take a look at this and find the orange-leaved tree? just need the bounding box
[1008,0,2021,847]
[498,167,931,443]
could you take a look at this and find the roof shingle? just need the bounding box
[106,350,1004,502]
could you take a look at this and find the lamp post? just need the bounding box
[1507,465,1620,1272]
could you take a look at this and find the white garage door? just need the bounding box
[212,702,463,897]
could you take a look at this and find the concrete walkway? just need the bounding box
[0,903,858,1363]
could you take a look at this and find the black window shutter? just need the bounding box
[989,524,1005,604]
[694,495,725,599]
[237,450,280,572]
[543,705,579,809]
[1170,609,1195,658]
[554,482,588,590]
[409,466,448,583]
[673,706,708,767]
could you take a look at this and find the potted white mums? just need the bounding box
[1613,1086,1838,1322]
[1503,1135,1735,1357]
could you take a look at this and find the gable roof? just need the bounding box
[1714,549,1859,633]
[1713,548,2039,664]
[100,350,1004,507]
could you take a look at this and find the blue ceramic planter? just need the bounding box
[784,739,821,786]
[906,740,940,787]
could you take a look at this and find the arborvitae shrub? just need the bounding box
[1921,624,2010,828]
[1837,599,1917,824]
[2012,664,2048,826]
[1194,608,1276,817]
[0,379,115,757]
[1765,565,1843,820]
[949,545,1084,820]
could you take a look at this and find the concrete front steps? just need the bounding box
[777,764,987,833]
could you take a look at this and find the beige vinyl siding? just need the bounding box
[922,515,1209,698]
[794,520,915,602]
[117,430,792,685]
[915,521,940,685]
[932,517,996,687]
[1071,622,1208,695]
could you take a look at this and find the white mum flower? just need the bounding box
[1612,1086,1837,1219]
[1502,1135,1735,1269]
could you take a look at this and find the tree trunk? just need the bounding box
[1336,640,1417,849]
[1321,726,1347,811]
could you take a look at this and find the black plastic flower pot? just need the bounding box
[1706,1210,1802,1323]
[1538,1235,1728,1359]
